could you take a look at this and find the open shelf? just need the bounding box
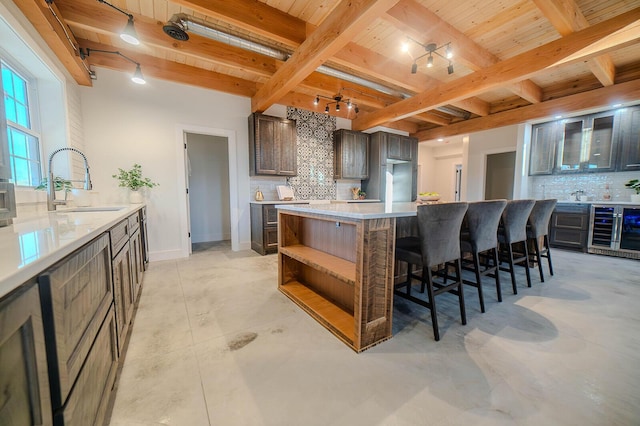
[279,280,355,345]
[279,245,356,285]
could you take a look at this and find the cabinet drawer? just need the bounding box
[265,227,279,251]
[109,219,129,257]
[56,308,118,426]
[38,233,113,407]
[550,228,588,251]
[128,212,140,233]
[552,213,589,230]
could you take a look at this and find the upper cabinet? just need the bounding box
[333,129,369,180]
[618,106,640,171]
[529,122,558,175]
[529,108,626,175]
[249,113,297,176]
[386,133,416,162]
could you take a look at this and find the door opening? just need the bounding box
[485,151,516,200]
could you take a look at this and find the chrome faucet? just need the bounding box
[47,148,92,211]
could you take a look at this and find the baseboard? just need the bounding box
[149,249,186,262]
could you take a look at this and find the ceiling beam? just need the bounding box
[169,0,307,46]
[251,0,399,113]
[79,40,257,96]
[386,0,543,104]
[533,0,616,86]
[413,78,640,141]
[12,0,92,85]
[352,7,640,131]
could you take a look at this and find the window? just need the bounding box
[1,61,42,186]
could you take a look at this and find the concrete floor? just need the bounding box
[109,243,640,425]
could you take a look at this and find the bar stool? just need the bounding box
[460,199,507,313]
[527,199,557,282]
[497,199,535,294]
[395,202,468,341]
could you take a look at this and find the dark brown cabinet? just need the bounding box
[549,203,591,252]
[249,113,297,176]
[529,122,558,175]
[251,203,279,255]
[0,282,52,426]
[558,112,617,173]
[618,106,640,171]
[333,129,369,179]
[362,131,418,202]
[38,233,117,425]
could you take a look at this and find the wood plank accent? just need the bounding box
[0,283,52,426]
[251,0,399,112]
[352,7,640,131]
[279,281,355,345]
[533,0,616,86]
[278,210,394,352]
[386,0,543,104]
[12,0,92,86]
[280,245,356,285]
[413,78,640,140]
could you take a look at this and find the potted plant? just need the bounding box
[35,176,73,200]
[625,179,640,203]
[357,189,366,200]
[113,163,159,204]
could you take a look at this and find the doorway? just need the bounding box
[485,151,516,200]
[186,133,231,250]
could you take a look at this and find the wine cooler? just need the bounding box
[588,204,640,259]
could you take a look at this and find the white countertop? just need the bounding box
[275,201,418,219]
[0,205,143,300]
[251,199,381,205]
[558,200,640,206]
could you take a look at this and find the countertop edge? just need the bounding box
[0,205,144,300]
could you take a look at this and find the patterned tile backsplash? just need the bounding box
[249,108,365,201]
[529,171,640,201]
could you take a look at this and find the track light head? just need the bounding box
[120,16,140,45]
[335,103,340,112]
[447,63,454,75]
[131,64,146,84]
[314,96,319,106]
[427,55,433,68]
[445,44,453,59]
[411,62,417,74]
[324,105,329,114]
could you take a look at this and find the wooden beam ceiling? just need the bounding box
[352,7,640,131]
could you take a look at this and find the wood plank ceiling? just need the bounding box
[13,0,640,141]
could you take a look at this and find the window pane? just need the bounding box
[16,103,29,127]
[5,97,16,122]
[13,76,26,103]
[28,135,39,160]
[29,161,41,186]
[2,68,13,96]
[13,157,29,186]
[9,128,27,157]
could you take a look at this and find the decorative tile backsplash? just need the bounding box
[528,171,640,202]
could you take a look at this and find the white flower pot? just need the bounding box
[129,189,143,204]
[631,194,640,204]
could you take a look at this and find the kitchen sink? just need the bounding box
[63,206,126,212]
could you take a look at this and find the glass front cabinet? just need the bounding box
[529,108,629,175]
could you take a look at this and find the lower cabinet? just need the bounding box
[0,282,53,426]
[38,232,115,425]
[111,239,134,354]
[549,203,591,252]
[251,203,279,255]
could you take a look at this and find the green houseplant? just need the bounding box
[626,179,640,203]
[35,176,73,199]
[113,164,158,203]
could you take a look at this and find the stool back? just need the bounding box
[500,199,535,243]
[528,199,558,238]
[464,200,507,253]
[417,202,468,267]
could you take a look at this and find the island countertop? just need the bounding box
[0,205,143,299]
[275,201,419,219]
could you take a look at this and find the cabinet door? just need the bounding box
[559,118,584,172]
[387,133,404,160]
[529,122,557,175]
[253,114,278,175]
[130,228,144,301]
[38,234,113,408]
[112,242,134,354]
[334,130,369,179]
[584,112,616,171]
[0,284,53,426]
[278,119,297,176]
[619,106,640,171]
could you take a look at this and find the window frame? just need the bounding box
[1,57,44,188]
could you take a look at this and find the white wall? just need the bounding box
[187,133,230,243]
[80,68,252,260]
[418,142,463,201]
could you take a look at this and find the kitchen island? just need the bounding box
[276,202,417,352]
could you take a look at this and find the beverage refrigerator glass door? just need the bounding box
[620,207,640,251]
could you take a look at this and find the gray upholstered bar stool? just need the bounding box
[460,199,507,313]
[497,199,535,294]
[395,202,469,341]
[527,199,558,282]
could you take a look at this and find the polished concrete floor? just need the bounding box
[109,244,640,425]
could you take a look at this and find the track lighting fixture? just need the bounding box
[97,0,140,45]
[80,48,146,84]
[403,37,454,74]
[315,91,359,115]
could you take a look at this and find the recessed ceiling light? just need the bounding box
[437,138,444,142]
[554,115,562,119]
[612,103,622,108]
